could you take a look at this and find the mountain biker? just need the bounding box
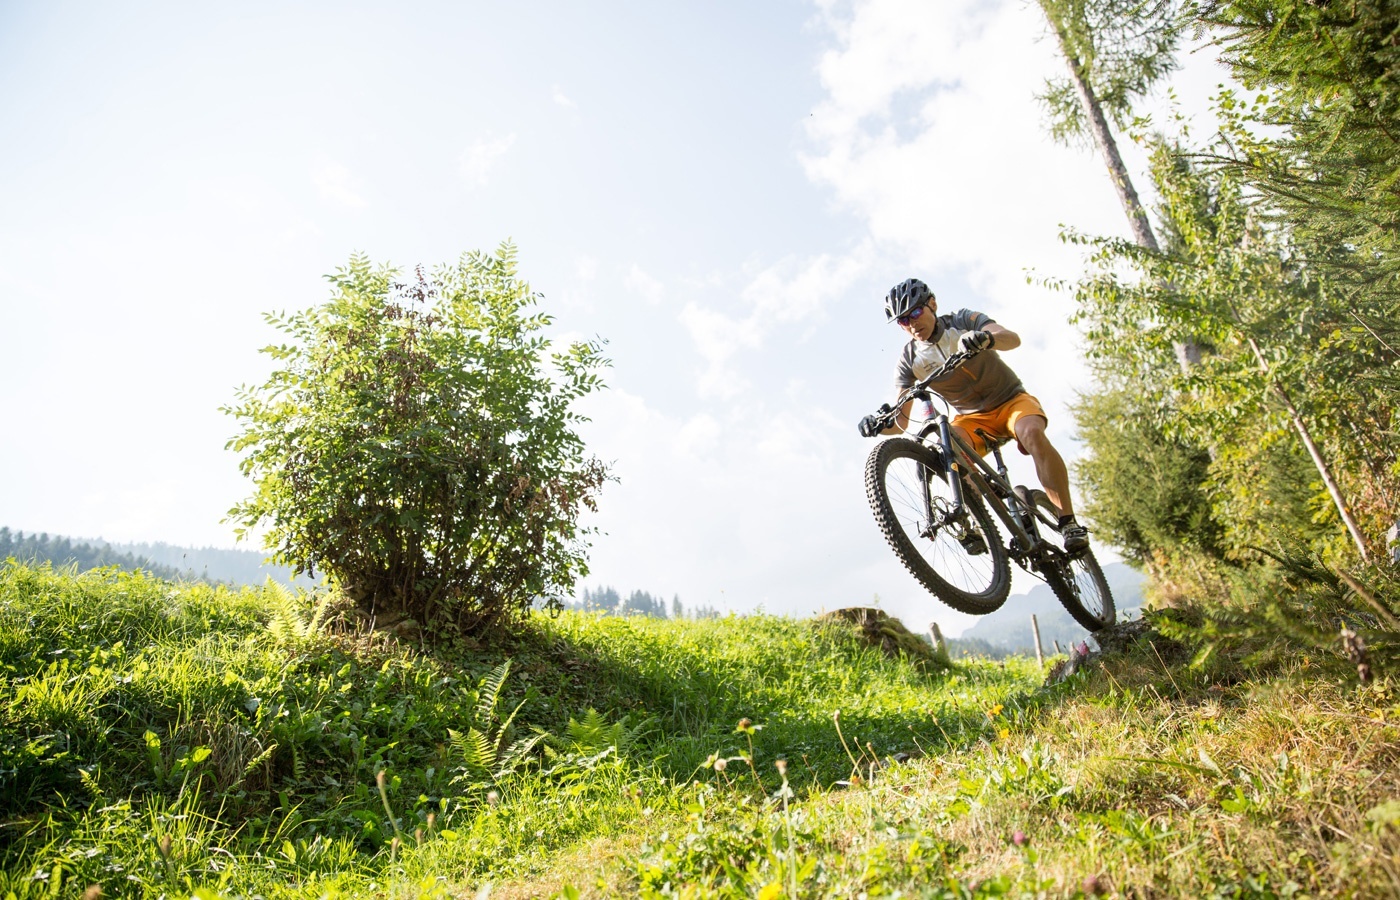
[858,277,1089,553]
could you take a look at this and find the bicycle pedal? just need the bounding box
[959,533,989,556]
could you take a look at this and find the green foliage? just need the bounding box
[446,661,546,788]
[0,563,1043,897]
[1072,384,1223,564]
[1038,0,1182,146]
[624,637,1400,897]
[1196,0,1400,309]
[5,564,1399,896]
[1049,0,1400,678]
[1064,135,1396,565]
[224,245,609,635]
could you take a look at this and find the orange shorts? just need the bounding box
[952,393,1047,456]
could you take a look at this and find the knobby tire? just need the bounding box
[1024,490,1115,632]
[865,437,1011,614]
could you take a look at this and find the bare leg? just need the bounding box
[1013,415,1074,517]
[948,424,976,454]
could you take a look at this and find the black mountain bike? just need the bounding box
[862,347,1115,631]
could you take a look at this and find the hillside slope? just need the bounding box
[1,562,1394,898]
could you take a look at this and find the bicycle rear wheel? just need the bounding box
[864,437,1010,614]
[1024,490,1115,631]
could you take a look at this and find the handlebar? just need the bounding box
[865,347,981,432]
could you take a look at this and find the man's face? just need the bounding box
[898,298,938,341]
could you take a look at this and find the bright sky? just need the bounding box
[0,1,1228,635]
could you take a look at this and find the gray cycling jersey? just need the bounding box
[894,309,1025,414]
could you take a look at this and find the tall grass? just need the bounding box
[1,562,1020,898]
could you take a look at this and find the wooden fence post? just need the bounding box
[929,621,948,658]
[1031,615,1045,668]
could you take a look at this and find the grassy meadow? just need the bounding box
[2,562,1398,898]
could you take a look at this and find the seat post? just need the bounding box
[976,428,1010,482]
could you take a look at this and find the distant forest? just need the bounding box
[0,528,185,580]
[104,540,314,588]
[564,586,723,620]
[1,528,313,587]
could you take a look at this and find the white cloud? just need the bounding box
[459,134,517,188]
[551,84,577,109]
[679,248,873,399]
[549,253,600,313]
[313,162,367,208]
[625,264,665,305]
[808,0,1004,139]
[801,0,1151,444]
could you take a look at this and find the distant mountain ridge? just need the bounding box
[956,561,1145,654]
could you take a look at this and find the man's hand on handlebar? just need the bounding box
[958,330,994,354]
[858,403,894,438]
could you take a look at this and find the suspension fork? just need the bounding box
[938,416,968,514]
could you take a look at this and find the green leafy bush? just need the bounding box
[224,245,609,635]
[1072,384,1224,566]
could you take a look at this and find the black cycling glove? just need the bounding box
[858,403,894,438]
[958,330,994,353]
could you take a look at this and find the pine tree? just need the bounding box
[1199,0,1400,307]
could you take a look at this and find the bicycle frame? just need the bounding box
[920,412,1063,570]
[884,349,1070,574]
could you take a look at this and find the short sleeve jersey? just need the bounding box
[894,309,1025,414]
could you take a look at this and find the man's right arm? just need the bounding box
[891,349,918,433]
[887,398,914,435]
[860,396,915,438]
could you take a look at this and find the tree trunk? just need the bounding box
[1243,335,1371,561]
[1042,5,1203,371]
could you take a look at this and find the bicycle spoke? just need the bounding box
[1027,492,1114,629]
[882,453,1000,596]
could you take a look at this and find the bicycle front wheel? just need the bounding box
[1024,490,1115,632]
[864,437,1010,614]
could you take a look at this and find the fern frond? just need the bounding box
[446,728,474,766]
[474,661,511,726]
[564,708,653,755]
[566,708,609,749]
[493,732,546,779]
[265,578,300,645]
[460,727,495,776]
[304,592,333,638]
